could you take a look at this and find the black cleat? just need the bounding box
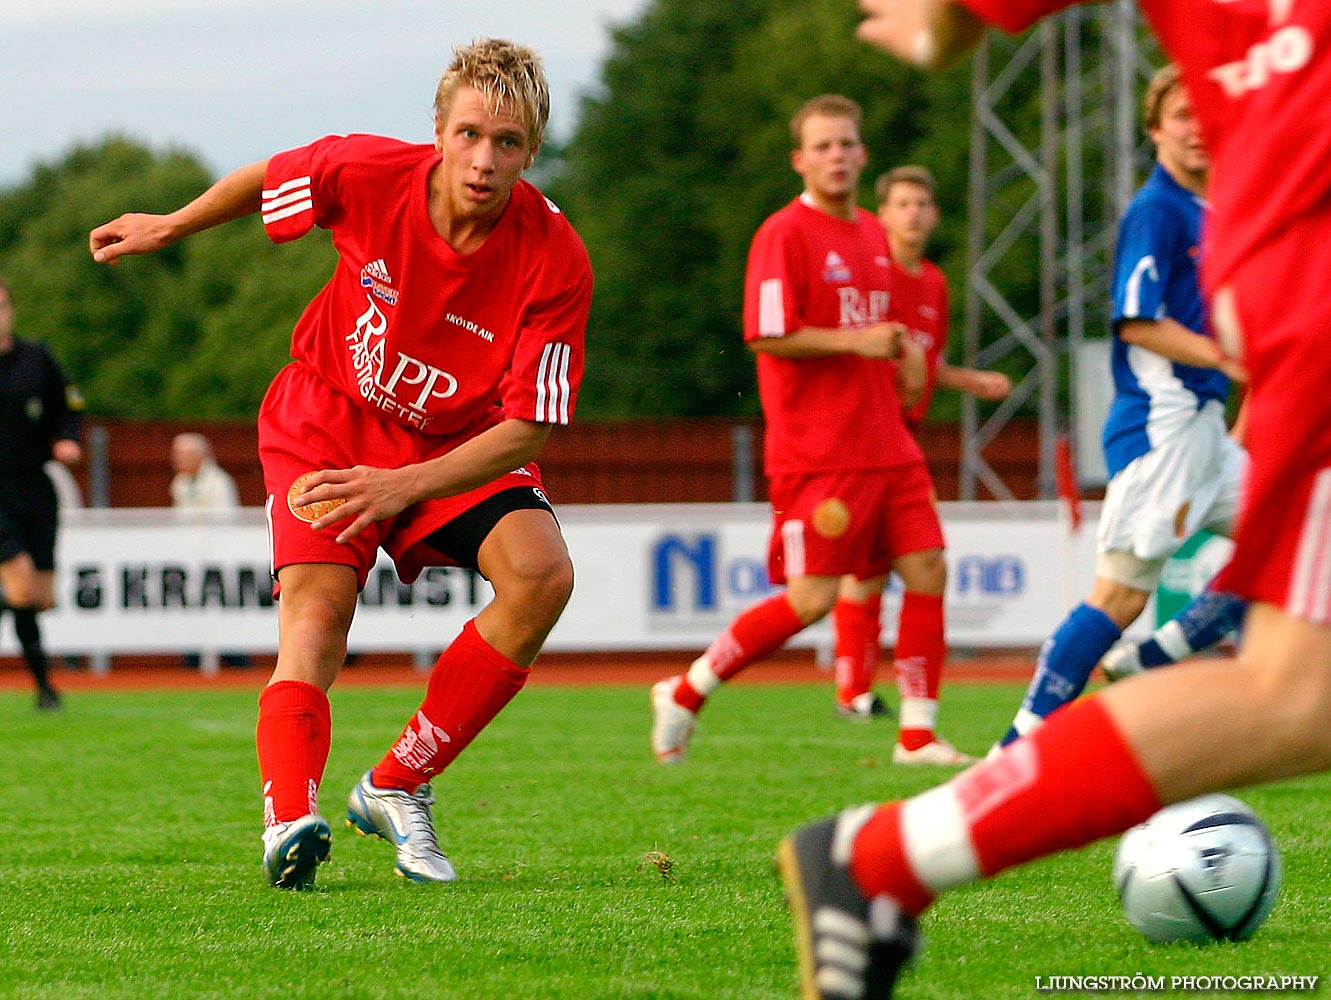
[35,686,62,712]
[778,808,917,999]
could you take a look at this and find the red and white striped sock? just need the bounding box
[848,696,1161,915]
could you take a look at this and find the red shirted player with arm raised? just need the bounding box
[831,165,1011,755]
[90,38,591,891]
[650,94,977,767]
[778,4,1331,997]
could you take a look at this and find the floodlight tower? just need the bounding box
[958,1,1158,501]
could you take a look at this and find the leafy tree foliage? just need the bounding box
[0,135,333,419]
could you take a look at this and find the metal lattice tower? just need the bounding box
[958,1,1159,501]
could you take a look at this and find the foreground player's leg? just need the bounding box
[780,603,1331,998]
[256,563,357,889]
[1101,587,1248,680]
[998,575,1147,747]
[351,509,573,880]
[349,619,529,882]
[652,590,809,762]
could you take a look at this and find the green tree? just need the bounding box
[0,135,333,419]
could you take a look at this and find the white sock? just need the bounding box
[684,655,721,697]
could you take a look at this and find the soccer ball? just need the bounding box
[1112,793,1281,944]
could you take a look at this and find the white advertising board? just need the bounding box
[2,502,1127,666]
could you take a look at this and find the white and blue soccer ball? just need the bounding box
[1112,793,1282,944]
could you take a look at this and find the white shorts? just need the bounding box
[1097,400,1247,584]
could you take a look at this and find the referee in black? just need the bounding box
[0,275,83,710]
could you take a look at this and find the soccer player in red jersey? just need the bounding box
[831,166,1010,755]
[778,3,1331,995]
[650,94,978,767]
[90,39,591,890]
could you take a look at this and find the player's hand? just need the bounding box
[856,0,988,68]
[972,371,1013,400]
[856,322,906,359]
[89,213,176,265]
[291,465,418,544]
[51,439,82,466]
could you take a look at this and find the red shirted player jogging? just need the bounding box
[91,39,591,891]
[777,3,1331,997]
[650,94,974,768]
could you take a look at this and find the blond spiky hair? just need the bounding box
[434,38,550,148]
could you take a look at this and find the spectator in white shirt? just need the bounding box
[170,433,239,512]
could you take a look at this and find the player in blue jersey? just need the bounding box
[994,63,1248,747]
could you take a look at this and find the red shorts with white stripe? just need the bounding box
[1212,214,1331,624]
[765,463,944,586]
[259,362,548,589]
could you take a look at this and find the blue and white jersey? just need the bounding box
[1101,164,1229,478]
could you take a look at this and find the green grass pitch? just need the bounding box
[2,678,1328,999]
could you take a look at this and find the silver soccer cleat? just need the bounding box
[346,771,458,883]
[262,813,332,890]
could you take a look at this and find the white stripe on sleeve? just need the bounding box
[758,278,785,337]
[535,343,573,424]
[1123,255,1159,319]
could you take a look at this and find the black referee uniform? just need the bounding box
[1,336,84,707]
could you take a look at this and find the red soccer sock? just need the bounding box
[850,696,1161,916]
[894,591,946,750]
[833,594,882,705]
[256,679,332,826]
[371,619,529,791]
[674,594,805,712]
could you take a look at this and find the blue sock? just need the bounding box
[1138,589,1248,668]
[1000,602,1121,746]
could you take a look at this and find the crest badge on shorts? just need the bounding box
[812,497,850,539]
[1173,500,1192,539]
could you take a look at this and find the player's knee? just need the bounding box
[1247,654,1331,768]
[783,581,837,625]
[285,591,356,653]
[499,547,575,622]
[891,549,946,596]
[1088,576,1151,628]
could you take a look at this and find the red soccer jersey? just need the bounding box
[262,134,592,438]
[962,0,1331,293]
[892,256,949,427]
[744,196,924,474]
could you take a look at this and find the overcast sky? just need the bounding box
[0,0,650,185]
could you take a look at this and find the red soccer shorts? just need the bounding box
[765,462,944,585]
[259,362,547,588]
[1212,212,1331,624]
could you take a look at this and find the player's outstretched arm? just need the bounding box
[90,160,269,264]
[937,362,1012,401]
[855,0,989,68]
